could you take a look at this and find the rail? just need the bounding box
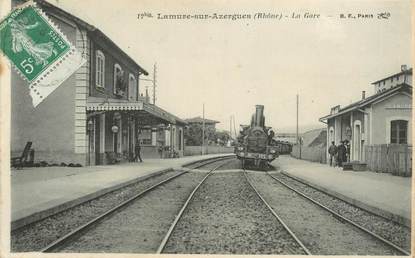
[156,159,232,253]
[41,156,234,252]
[242,169,311,255]
[266,172,410,256]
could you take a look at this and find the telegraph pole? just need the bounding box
[232,115,237,139]
[296,94,303,159]
[229,116,233,139]
[138,62,157,105]
[153,63,157,105]
[296,94,299,145]
[202,103,205,155]
[297,94,302,159]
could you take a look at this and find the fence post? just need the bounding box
[404,145,408,176]
[382,144,388,173]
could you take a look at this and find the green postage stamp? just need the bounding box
[0,2,85,107]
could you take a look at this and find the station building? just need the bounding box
[11,0,186,166]
[183,117,220,146]
[184,117,220,130]
[319,67,412,175]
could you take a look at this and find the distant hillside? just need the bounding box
[292,128,327,163]
[308,129,327,147]
[274,124,325,134]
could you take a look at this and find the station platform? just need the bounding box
[11,153,233,230]
[272,156,412,226]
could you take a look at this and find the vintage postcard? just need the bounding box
[0,0,413,257]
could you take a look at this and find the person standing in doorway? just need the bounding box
[328,141,338,166]
[337,141,346,167]
[345,140,351,162]
[134,139,143,163]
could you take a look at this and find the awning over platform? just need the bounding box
[86,97,187,126]
[86,101,144,111]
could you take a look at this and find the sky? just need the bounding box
[50,0,412,133]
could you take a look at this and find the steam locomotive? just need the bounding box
[234,105,279,169]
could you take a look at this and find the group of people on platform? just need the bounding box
[328,140,350,167]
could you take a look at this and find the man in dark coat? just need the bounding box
[134,140,143,163]
[337,141,346,167]
[328,141,337,166]
[344,140,350,162]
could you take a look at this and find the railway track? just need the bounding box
[159,168,308,254]
[245,170,410,255]
[242,169,311,255]
[156,160,228,253]
[15,156,409,255]
[41,156,234,253]
[272,172,411,254]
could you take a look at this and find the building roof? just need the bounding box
[371,68,412,85]
[184,117,220,124]
[319,83,412,122]
[35,0,148,75]
[148,104,188,126]
[86,97,187,125]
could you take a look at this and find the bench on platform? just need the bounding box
[11,142,33,169]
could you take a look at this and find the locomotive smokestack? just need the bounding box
[254,105,264,127]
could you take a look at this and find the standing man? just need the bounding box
[337,141,346,167]
[345,140,351,162]
[328,141,337,166]
[134,139,143,163]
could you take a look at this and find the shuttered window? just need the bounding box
[95,50,105,88]
[129,74,137,101]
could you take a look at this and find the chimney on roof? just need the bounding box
[362,91,366,100]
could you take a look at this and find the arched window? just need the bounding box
[129,74,137,101]
[113,64,124,95]
[391,120,408,144]
[95,50,105,88]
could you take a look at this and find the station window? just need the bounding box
[390,120,408,144]
[139,129,152,145]
[129,74,137,101]
[95,50,105,88]
[114,64,125,95]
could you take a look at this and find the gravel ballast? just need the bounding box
[214,158,242,170]
[272,172,411,252]
[248,172,402,255]
[163,171,306,254]
[11,169,183,252]
[57,172,207,253]
[12,157,232,252]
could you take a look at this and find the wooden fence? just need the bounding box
[364,144,412,177]
[291,145,327,164]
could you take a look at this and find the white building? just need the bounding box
[319,67,412,175]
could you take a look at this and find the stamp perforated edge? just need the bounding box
[0,1,80,90]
